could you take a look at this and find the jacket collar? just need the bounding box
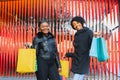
[76,27,89,33]
[36,32,54,38]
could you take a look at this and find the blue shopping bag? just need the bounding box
[97,37,109,62]
[89,37,98,57]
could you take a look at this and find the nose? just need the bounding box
[74,24,77,27]
[43,26,48,29]
[74,26,77,29]
[73,24,77,28]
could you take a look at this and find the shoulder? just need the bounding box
[83,27,93,35]
[33,32,44,43]
[36,32,44,38]
[83,27,93,34]
[87,29,93,35]
[87,29,93,38]
[48,32,55,38]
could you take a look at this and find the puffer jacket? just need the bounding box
[32,32,61,68]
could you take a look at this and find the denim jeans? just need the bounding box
[73,74,85,80]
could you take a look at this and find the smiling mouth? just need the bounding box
[43,29,49,32]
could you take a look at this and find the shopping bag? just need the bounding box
[16,49,37,73]
[59,60,69,78]
[89,37,98,57]
[97,37,109,62]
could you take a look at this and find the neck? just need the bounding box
[43,33,48,36]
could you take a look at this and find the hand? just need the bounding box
[24,43,32,48]
[94,32,102,37]
[58,68,62,72]
[62,53,67,59]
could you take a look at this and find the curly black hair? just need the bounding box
[71,16,85,29]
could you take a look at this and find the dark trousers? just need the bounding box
[36,58,60,80]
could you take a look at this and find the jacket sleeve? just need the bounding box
[65,52,74,58]
[32,37,40,56]
[32,37,41,48]
[55,43,61,68]
[32,37,36,48]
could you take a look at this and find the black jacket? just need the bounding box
[32,32,61,68]
[71,27,93,74]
